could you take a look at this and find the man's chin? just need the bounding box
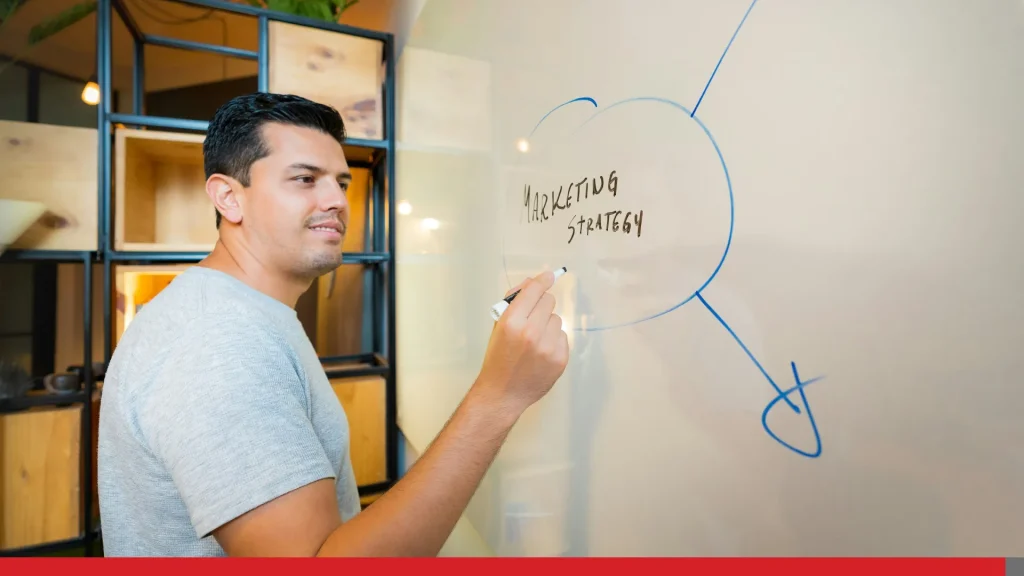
[298,252,345,278]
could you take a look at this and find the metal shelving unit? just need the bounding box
[1,0,397,557]
[0,250,97,557]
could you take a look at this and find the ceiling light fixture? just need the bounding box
[81,74,99,106]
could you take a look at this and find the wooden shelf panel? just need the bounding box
[0,121,98,252]
[269,20,384,142]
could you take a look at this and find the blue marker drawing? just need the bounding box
[691,0,759,117]
[529,96,598,138]
[503,0,825,458]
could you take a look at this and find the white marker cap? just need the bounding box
[490,300,509,321]
[489,266,566,321]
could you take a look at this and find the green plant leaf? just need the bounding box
[246,0,357,23]
[265,0,297,14]
[28,1,96,45]
[331,0,359,15]
[0,0,29,24]
[311,2,334,22]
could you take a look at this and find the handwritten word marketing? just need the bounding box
[521,169,643,244]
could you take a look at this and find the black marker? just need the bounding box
[490,267,567,321]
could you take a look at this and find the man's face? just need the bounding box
[243,122,351,280]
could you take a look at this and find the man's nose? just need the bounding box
[320,180,349,211]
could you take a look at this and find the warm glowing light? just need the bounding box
[420,217,440,231]
[81,81,100,105]
[398,200,412,215]
[516,138,529,153]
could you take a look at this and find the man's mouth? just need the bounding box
[308,221,344,238]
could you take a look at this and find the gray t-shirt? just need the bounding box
[98,265,361,556]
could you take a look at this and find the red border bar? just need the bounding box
[0,557,1007,576]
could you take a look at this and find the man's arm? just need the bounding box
[213,270,569,556]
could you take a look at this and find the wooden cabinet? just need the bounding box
[0,405,81,550]
[330,375,387,486]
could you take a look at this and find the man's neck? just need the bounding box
[198,237,310,308]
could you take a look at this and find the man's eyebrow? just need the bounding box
[288,163,351,180]
[288,162,325,173]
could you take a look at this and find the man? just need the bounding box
[97,93,569,556]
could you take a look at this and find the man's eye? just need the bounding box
[295,175,315,184]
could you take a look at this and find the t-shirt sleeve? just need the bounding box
[136,315,336,539]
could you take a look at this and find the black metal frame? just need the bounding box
[2,0,398,557]
[0,251,96,558]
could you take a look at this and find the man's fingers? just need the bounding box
[504,278,527,298]
[506,270,555,318]
[529,293,556,329]
[545,314,563,339]
[545,315,569,364]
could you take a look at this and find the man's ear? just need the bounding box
[207,174,244,226]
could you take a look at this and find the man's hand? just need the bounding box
[474,269,570,422]
[212,269,570,557]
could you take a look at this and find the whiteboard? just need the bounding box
[393,0,1024,556]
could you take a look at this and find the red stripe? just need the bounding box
[0,557,1006,576]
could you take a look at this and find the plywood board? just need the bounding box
[330,376,387,486]
[269,21,384,140]
[0,405,81,550]
[0,120,97,251]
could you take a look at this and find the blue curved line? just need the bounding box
[566,97,734,332]
[696,292,799,413]
[528,96,598,138]
[691,0,759,117]
[761,362,823,458]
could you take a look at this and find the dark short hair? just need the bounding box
[203,92,347,228]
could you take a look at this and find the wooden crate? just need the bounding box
[0,120,97,251]
[269,20,384,140]
[0,405,81,550]
[330,375,387,486]
[114,128,216,252]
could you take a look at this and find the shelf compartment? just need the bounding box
[0,120,98,252]
[296,263,378,360]
[330,375,387,487]
[114,128,216,253]
[54,262,105,374]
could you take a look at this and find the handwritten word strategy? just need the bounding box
[521,169,643,244]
